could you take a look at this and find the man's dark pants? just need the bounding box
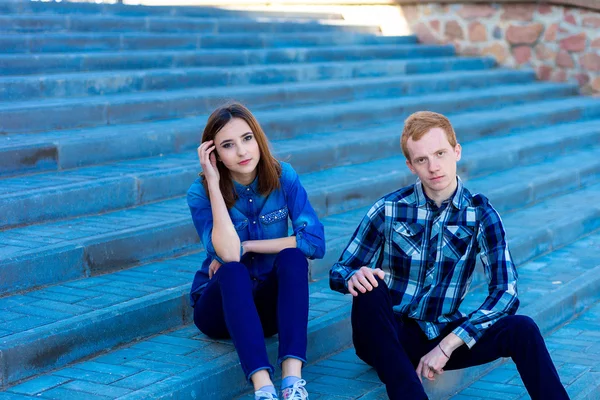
[351,278,570,400]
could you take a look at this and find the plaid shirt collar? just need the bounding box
[413,176,466,210]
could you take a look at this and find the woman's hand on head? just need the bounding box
[197,140,220,183]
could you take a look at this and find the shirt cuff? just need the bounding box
[452,320,480,349]
[296,231,316,259]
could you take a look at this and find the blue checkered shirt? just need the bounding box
[329,177,519,348]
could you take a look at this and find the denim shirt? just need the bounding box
[187,161,325,306]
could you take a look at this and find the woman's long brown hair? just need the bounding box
[200,102,281,209]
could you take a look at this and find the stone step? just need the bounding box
[4,114,600,231]
[0,1,343,20]
[2,127,599,298]
[0,56,495,102]
[0,15,379,35]
[250,285,600,400]
[310,144,600,278]
[3,218,599,398]
[0,69,539,135]
[0,82,583,175]
[0,32,413,54]
[447,299,600,399]
[0,43,456,76]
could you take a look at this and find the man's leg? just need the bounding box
[351,278,428,400]
[444,315,569,400]
[194,261,274,381]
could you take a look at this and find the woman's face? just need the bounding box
[214,118,261,185]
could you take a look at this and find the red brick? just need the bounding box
[582,16,600,29]
[560,33,587,52]
[413,22,437,44]
[580,53,600,72]
[592,76,600,93]
[537,65,553,80]
[502,4,536,21]
[556,50,575,68]
[564,12,577,26]
[538,4,553,15]
[457,4,496,19]
[468,22,487,42]
[551,69,567,82]
[573,72,590,86]
[544,23,559,42]
[445,20,464,40]
[506,23,544,45]
[512,46,532,64]
[482,43,509,63]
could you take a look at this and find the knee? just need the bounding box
[352,277,389,310]
[277,248,307,264]
[276,248,308,274]
[506,315,542,338]
[215,261,249,281]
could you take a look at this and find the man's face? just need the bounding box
[405,127,461,200]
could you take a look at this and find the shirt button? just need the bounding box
[249,199,253,202]
[246,188,250,191]
[252,221,256,224]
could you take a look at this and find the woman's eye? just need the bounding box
[222,143,233,149]
[244,135,253,141]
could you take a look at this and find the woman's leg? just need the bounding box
[193,261,274,388]
[253,248,309,373]
[274,248,309,370]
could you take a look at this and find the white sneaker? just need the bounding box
[281,379,308,400]
[255,390,279,400]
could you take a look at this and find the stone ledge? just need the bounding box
[146,0,600,12]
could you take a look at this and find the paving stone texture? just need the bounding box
[0,0,599,399]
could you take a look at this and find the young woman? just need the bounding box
[187,102,325,400]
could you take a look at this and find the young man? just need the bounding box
[329,111,569,399]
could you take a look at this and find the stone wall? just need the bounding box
[405,3,600,93]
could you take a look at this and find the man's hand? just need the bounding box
[347,266,385,297]
[208,259,222,279]
[415,343,450,383]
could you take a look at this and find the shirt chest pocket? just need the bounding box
[442,225,475,260]
[391,222,424,257]
[260,206,289,237]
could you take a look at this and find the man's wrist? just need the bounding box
[440,333,465,355]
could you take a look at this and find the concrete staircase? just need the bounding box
[1,1,600,399]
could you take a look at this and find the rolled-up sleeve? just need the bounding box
[282,164,325,259]
[187,181,227,264]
